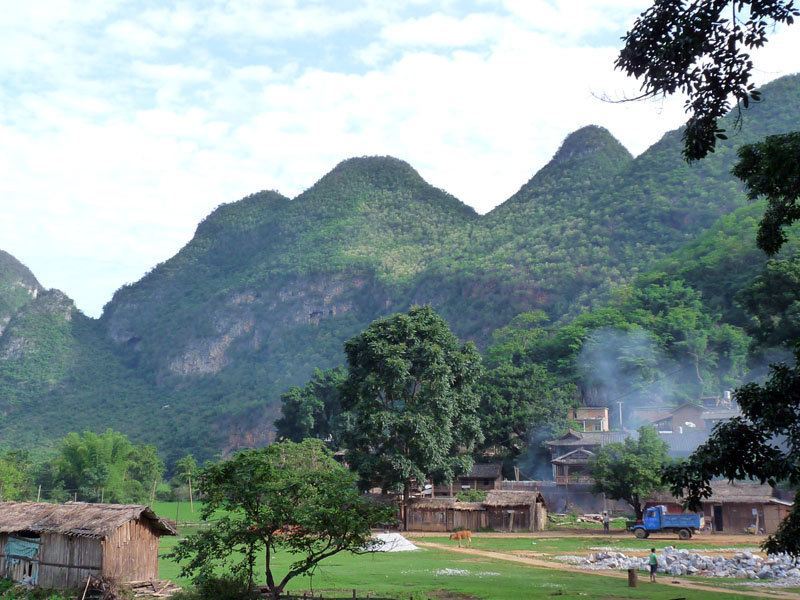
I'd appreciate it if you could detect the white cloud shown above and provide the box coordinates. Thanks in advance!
[1,1,798,317]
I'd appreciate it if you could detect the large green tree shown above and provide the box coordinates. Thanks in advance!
[477,364,575,466]
[168,439,393,599]
[591,426,670,520]
[275,367,347,444]
[737,256,800,348]
[340,306,482,519]
[0,451,32,501]
[620,0,800,556]
[48,429,164,503]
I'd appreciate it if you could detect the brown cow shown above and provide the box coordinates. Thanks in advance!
[449,530,472,547]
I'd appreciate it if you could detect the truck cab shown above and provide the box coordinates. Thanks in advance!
[630,505,704,540]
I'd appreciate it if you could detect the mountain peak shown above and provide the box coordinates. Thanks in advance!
[319,155,426,191]
[550,125,632,166]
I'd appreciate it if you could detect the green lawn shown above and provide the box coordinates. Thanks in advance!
[406,536,760,555]
[158,531,747,599]
[152,500,206,525]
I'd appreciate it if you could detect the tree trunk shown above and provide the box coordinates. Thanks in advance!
[188,475,194,513]
[632,496,643,521]
[403,481,410,531]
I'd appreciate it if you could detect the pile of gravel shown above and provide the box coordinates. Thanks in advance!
[367,532,420,552]
[556,546,800,580]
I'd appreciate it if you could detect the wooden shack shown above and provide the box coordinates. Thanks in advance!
[646,481,793,534]
[0,502,176,588]
[406,499,486,532]
[483,491,547,532]
[406,490,547,532]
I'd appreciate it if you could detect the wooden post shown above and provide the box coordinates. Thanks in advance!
[627,568,637,587]
[37,485,41,502]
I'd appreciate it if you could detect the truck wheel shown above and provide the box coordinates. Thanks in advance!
[635,529,648,539]
[678,528,692,540]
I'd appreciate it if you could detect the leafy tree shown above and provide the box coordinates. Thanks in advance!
[617,0,799,160]
[340,306,483,520]
[0,451,32,501]
[168,439,394,599]
[620,0,800,557]
[275,367,347,444]
[737,256,800,348]
[174,454,198,512]
[591,426,670,520]
[663,344,800,555]
[732,132,800,255]
[477,362,575,464]
[48,429,163,503]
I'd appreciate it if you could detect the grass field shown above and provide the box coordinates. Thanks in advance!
[151,508,754,600]
[158,539,748,599]
[404,535,760,555]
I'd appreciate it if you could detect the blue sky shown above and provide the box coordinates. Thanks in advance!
[1,0,798,316]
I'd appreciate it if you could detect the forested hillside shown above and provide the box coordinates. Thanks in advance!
[1,74,798,463]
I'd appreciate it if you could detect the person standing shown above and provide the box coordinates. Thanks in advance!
[649,548,658,582]
[602,511,610,533]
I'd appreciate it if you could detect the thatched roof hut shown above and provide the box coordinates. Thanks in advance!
[0,502,176,589]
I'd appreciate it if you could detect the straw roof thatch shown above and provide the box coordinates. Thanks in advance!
[0,502,177,539]
[483,490,546,507]
[648,481,793,506]
[409,499,484,511]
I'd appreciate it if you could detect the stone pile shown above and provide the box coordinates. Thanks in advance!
[556,546,800,580]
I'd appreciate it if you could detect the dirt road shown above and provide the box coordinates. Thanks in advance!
[415,541,800,599]
[407,530,768,546]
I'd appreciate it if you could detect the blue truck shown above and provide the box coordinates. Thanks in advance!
[628,505,705,540]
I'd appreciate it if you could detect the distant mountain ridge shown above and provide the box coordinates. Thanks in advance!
[2,73,799,461]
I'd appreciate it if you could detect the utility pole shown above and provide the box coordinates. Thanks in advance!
[617,401,624,429]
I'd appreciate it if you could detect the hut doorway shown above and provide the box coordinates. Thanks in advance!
[3,534,40,585]
[713,506,724,532]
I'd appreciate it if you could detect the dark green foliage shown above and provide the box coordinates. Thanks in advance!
[456,489,487,502]
[341,306,482,501]
[663,345,800,555]
[591,426,670,519]
[737,256,800,348]
[275,367,346,444]
[476,362,575,464]
[617,0,799,160]
[46,429,163,503]
[168,439,394,599]
[733,132,800,254]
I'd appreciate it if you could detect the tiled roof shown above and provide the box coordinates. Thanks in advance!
[462,463,502,479]
[545,429,632,446]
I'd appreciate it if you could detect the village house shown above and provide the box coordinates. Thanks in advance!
[0,502,176,588]
[569,407,609,432]
[646,481,793,535]
[407,490,547,532]
[544,430,630,484]
[428,463,503,497]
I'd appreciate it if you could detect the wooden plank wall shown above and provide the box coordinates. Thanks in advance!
[38,534,102,589]
[101,519,159,582]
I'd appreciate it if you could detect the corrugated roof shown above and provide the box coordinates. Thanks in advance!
[0,502,177,539]
[657,430,708,454]
[462,463,502,479]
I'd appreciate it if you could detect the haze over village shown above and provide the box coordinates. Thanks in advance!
[1,1,800,599]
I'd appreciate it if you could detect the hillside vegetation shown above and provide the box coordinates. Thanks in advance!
[1,74,798,462]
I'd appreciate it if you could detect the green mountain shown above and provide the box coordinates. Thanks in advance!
[1,74,798,462]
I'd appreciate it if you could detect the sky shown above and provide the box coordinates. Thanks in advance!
[1,1,798,317]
